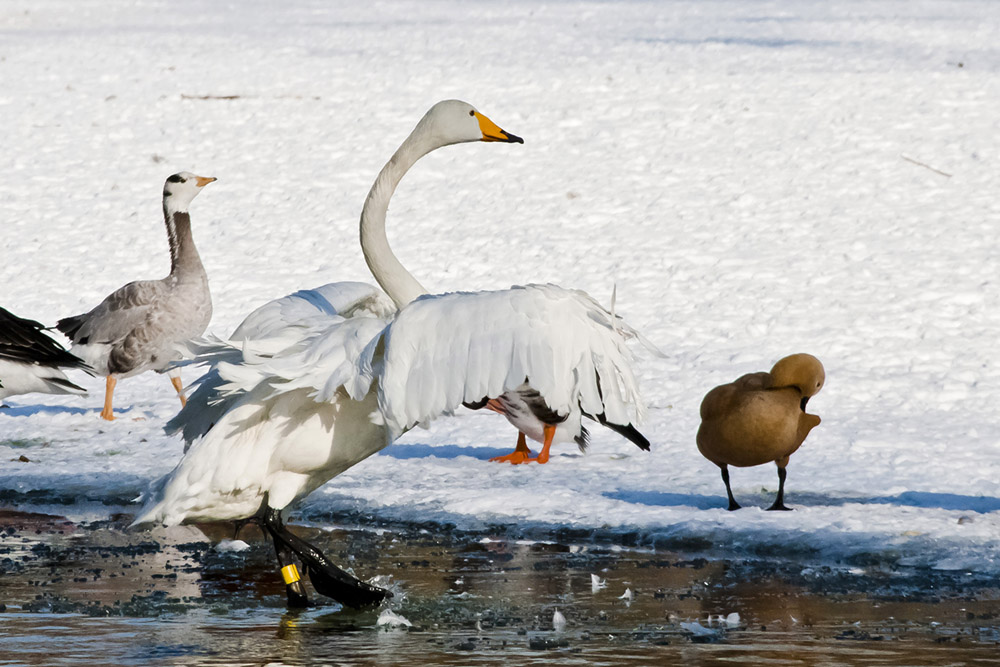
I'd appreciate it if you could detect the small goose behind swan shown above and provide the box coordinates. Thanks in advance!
[696,353,824,511]
[57,172,215,420]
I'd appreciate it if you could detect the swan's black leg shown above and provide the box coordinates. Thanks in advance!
[720,465,741,511]
[766,466,792,511]
[257,507,310,607]
[259,504,390,609]
[232,517,250,541]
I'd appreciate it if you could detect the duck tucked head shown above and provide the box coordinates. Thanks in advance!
[769,353,825,400]
[413,100,523,149]
[163,171,217,212]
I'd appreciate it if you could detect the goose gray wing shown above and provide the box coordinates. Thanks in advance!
[57,278,169,346]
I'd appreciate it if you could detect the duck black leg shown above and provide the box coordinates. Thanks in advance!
[720,465,741,511]
[767,466,792,511]
[259,504,390,609]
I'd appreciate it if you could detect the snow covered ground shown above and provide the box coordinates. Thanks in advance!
[2,0,1000,574]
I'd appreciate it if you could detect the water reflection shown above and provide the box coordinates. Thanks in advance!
[1,509,999,665]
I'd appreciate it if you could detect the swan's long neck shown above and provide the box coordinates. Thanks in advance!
[163,201,204,277]
[360,132,432,309]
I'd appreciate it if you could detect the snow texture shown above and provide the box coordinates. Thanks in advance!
[2,0,1000,574]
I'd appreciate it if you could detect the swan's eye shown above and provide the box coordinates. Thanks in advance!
[469,110,475,116]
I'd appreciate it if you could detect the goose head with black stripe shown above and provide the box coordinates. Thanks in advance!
[162,172,216,275]
[55,170,217,420]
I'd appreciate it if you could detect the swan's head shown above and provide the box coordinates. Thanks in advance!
[769,353,825,398]
[416,100,523,148]
[163,171,216,210]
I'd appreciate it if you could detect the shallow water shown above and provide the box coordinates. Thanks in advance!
[1,509,999,666]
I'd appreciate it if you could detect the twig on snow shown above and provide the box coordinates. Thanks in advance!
[901,154,952,178]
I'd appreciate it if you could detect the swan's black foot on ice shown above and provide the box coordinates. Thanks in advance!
[257,502,391,609]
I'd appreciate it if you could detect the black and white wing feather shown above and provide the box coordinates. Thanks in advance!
[372,284,649,440]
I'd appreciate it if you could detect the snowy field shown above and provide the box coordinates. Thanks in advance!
[2,0,1000,575]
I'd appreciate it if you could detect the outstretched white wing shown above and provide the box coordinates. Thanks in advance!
[166,281,395,445]
[230,281,395,342]
[374,284,648,439]
[139,313,391,526]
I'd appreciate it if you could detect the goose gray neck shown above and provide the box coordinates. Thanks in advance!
[163,202,205,276]
[360,131,432,309]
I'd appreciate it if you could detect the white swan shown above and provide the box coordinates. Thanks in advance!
[56,172,216,420]
[0,306,92,402]
[135,101,654,609]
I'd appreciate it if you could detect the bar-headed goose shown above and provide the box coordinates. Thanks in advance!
[57,172,215,420]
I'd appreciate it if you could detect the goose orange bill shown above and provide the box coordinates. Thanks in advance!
[475,111,523,143]
[195,176,217,187]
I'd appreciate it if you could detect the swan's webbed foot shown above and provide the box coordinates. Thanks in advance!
[258,503,390,609]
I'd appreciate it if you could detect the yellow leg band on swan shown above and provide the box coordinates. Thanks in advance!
[281,564,301,585]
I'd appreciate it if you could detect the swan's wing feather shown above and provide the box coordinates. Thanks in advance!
[378,284,647,438]
[165,279,393,446]
[166,316,389,446]
[230,282,394,342]
[247,316,388,404]
[143,316,392,525]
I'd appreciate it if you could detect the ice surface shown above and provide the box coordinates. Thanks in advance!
[2,0,1000,573]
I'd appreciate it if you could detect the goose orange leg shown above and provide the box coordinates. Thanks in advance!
[526,424,557,464]
[489,432,534,464]
[170,375,187,407]
[100,376,117,421]
[486,398,534,464]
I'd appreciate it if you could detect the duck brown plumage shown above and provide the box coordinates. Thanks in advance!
[696,353,825,511]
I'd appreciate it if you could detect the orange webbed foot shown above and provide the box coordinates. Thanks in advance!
[491,426,556,465]
[489,449,535,464]
[489,432,533,464]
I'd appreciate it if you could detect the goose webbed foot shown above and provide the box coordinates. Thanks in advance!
[489,432,534,464]
[259,504,390,609]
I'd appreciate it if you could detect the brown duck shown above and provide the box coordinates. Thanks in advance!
[696,353,824,511]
